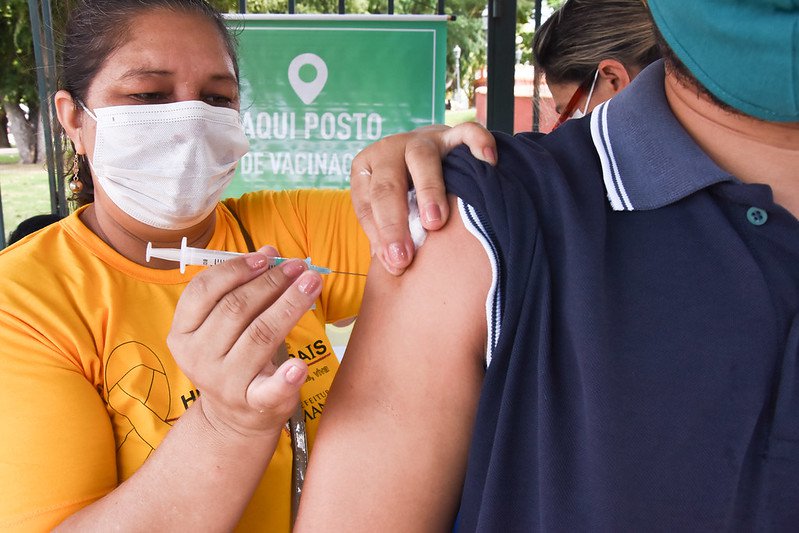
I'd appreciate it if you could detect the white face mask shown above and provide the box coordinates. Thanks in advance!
[82,100,250,230]
[570,69,600,120]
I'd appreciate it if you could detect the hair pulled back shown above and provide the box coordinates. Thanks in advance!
[60,0,239,207]
[533,0,661,85]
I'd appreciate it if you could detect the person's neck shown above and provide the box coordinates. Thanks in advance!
[80,204,216,269]
[664,71,799,219]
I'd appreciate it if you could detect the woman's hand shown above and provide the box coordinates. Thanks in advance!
[168,247,322,438]
[54,248,323,531]
[350,122,497,276]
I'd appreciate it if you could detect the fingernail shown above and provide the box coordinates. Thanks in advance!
[246,253,267,270]
[422,203,441,224]
[257,245,277,255]
[281,259,306,278]
[387,242,409,268]
[483,147,497,165]
[297,272,321,295]
[285,363,306,385]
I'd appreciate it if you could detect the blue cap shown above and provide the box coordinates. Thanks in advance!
[648,0,799,122]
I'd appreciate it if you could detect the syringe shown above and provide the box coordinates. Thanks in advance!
[146,237,356,275]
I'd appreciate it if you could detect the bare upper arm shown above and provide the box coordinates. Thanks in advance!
[296,195,491,532]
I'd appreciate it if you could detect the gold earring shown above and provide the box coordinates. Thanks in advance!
[68,175,83,194]
[68,157,83,194]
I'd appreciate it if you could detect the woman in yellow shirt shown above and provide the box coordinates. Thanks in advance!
[0,0,496,530]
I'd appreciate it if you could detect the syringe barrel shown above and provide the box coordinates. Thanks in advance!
[178,238,244,273]
[184,247,243,267]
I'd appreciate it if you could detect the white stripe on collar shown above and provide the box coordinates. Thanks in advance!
[591,100,633,211]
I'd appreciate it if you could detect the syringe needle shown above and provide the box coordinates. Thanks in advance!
[328,270,368,277]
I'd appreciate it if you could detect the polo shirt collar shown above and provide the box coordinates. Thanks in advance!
[590,59,734,211]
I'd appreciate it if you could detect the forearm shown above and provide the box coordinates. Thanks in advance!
[55,398,281,531]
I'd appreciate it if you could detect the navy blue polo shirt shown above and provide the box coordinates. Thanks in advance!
[444,60,799,530]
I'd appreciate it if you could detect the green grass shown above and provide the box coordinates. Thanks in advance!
[0,155,53,244]
[444,108,477,126]
[0,152,21,164]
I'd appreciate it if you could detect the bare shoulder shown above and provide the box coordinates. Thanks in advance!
[360,193,491,342]
[320,192,491,418]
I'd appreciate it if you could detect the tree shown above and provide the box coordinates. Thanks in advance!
[0,0,42,164]
[0,108,10,148]
[211,0,493,105]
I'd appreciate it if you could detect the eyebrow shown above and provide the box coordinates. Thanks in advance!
[119,68,172,80]
[119,68,237,84]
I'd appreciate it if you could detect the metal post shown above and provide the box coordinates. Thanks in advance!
[486,0,516,133]
[437,0,445,15]
[27,0,67,217]
[531,0,542,132]
[289,0,295,14]
[338,0,345,14]
[452,45,468,110]
[41,0,66,215]
[238,0,247,13]
[455,46,462,95]
[0,184,6,248]
[388,0,394,14]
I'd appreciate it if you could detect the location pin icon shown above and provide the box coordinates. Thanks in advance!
[288,53,328,105]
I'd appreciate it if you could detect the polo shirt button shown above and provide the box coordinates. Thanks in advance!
[746,207,768,226]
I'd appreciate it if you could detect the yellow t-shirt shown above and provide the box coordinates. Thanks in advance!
[0,189,369,531]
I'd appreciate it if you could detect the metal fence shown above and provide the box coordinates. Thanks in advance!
[13,0,537,248]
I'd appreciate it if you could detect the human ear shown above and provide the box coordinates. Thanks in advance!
[597,59,633,95]
[54,90,87,155]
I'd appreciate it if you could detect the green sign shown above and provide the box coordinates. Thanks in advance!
[223,15,448,196]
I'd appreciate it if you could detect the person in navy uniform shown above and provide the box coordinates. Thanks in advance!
[294,0,799,530]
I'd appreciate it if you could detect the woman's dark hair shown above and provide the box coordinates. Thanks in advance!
[59,0,239,207]
[533,0,661,85]
[8,213,63,245]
